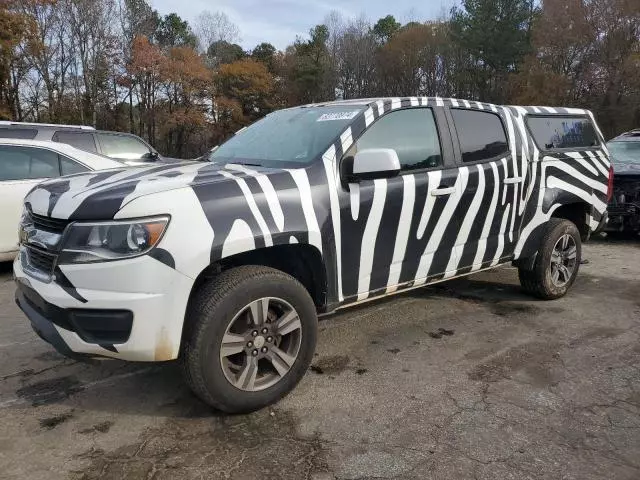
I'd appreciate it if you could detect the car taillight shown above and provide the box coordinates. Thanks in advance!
[607,166,614,201]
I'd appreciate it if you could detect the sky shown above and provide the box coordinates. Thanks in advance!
[151,0,458,50]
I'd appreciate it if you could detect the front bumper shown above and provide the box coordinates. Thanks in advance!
[13,251,194,361]
[0,249,18,262]
[605,203,640,232]
[15,283,94,361]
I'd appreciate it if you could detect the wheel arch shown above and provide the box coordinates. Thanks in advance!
[188,242,327,314]
[515,200,591,271]
[550,202,591,240]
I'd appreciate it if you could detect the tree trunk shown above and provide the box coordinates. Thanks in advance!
[129,85,134,133]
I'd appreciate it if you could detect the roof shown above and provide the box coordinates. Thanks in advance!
[307,97,591,116]
[610,129,640,142]
[0,120,94,130]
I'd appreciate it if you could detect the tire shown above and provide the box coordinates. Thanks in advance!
[518,218,582,300]
[181,265,318,413]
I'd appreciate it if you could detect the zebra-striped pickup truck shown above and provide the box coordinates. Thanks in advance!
[15,98,612,412]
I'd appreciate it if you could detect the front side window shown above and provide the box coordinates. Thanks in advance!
[97,133,151,160]
[0,145,59,181]
[451,109,509,163]
[209,106,366,168]
[348,108,442,171]
[527,116,599,150]
[52,131,97,153]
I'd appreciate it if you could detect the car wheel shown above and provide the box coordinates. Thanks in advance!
[518,218,582,300]
[181,265,317,413]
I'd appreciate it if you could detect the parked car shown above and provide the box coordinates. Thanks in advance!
[0,139,125,261]
[14,98,611,413]
[606,129,640,233]
[0,121,182,163]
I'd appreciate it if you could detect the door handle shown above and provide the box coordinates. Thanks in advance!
[431,186,456,196]
[504,177,523,184]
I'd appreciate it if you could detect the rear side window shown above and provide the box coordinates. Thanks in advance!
[59,155,89,175]
[97,133,150,160]
[52,131,97,153]
[451,109,509,163]
[527,116,599,150]
[352,108,442,171]
[0,145,60,181]
[0,128,37,140]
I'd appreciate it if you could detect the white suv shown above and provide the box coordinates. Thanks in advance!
[0,139,123,261]
[0,121,178,163]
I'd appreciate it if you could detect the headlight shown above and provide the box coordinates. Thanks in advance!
[58,216,169,264]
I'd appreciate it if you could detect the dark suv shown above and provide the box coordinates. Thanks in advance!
[606,130,640,233]
[0,121,178,163]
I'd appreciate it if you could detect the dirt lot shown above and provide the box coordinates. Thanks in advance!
[0,238,639,480]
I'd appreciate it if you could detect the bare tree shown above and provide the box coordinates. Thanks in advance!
[66,0,118,127]
[335,16,377,99]
[194,10,240,53]
[16,0,73,121]
[323,10,345,97]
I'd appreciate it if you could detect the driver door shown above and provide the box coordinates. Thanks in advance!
[337,106,462,302]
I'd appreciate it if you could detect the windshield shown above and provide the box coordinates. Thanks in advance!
[209,106,365,168]
[607,140,640,164]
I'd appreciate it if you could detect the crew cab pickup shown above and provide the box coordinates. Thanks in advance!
[14,98,612,413]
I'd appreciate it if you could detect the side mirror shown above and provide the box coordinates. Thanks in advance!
[201,146,218,162]
[351,148,401,181]
[143,150,159,161]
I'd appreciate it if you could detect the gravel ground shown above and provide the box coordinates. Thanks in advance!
[0,237,639,480]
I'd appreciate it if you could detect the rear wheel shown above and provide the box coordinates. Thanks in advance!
[518,218,581,300]
[181,266,317,413]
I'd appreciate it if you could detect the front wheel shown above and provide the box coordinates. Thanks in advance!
[518,218,582,300]
[181,266,318,413]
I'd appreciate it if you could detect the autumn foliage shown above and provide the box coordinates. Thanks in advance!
[0,0,41,119]
[1,0,639,157]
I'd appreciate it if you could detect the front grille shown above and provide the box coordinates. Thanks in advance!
[26,246,57,276]
[30,212,70,233]
[608,204,638,215]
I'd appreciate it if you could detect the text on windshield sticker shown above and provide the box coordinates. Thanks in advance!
[317,111,360,122]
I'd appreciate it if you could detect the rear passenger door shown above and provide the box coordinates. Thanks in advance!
[0,145,62,254]
[446,107,519,273]
[338,106,463,302]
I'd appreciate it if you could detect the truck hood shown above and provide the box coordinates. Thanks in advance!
[25,162,286,220]
[613,161,640,176]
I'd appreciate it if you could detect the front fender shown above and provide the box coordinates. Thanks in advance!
[115,187,214,280]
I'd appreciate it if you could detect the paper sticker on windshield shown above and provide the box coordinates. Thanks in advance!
[317,111,360,122]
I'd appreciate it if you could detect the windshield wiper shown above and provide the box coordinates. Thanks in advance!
[226,161,263,167]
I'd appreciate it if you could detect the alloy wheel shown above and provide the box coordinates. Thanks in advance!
[550,233,577,287]
[219,297,302,391]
